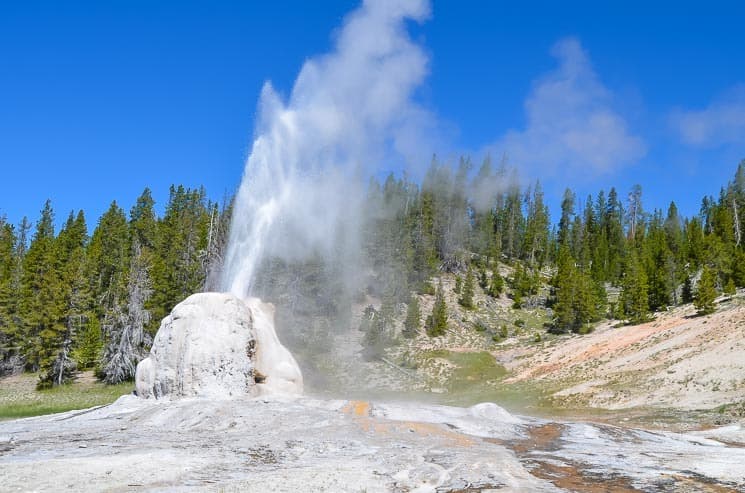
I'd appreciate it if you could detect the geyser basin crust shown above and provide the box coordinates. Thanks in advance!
[135,292,302,399]
[1,396,743,492]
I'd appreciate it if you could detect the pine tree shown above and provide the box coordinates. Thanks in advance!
[523,181,550,266]
[128,189,160,331]
[1,218,29,375]
[620,250,649,324]
[645,210,673,311]
[41,210,90,386]
[470,156,496,256]
[682,275,694,304]
[724,277,736,296]
[360,301,394,360]
[19,200,66,383]
[606,188,625,282]
[694,266,718,316]
[551,248,576,333]
[151,186,210,330]
[447,157,471,262]
[551,245,603,334]
[74,316,102,370]
[732,250,745,287]
[627,184,644,242]
[488,269,504,297]
[478,267,489,289]
[87,202,131,381]
[0,219,19,374]
[499,170,525,259]
[558,189,575,249]
[21,201,58,370]
[88,201,130,319]
[459,268,475,309]
[665,202,684,257]
[427,280,448,337]
[403,295,421,338]
[130,188,157,250]
[685,217,705,269]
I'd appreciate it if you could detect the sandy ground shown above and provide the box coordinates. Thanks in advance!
[501,297,745,411]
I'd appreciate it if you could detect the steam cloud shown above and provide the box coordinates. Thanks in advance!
[492,38,646,178]
[221,0,432,297]
[671,84,745,148]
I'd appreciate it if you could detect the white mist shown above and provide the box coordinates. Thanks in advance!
[220,0,432,297]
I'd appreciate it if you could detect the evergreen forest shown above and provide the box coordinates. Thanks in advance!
[2,157,744,388]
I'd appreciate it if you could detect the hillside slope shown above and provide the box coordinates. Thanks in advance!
[306,270,745,428]
[504,296,745,411]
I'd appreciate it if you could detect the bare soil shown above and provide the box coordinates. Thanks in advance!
[503,297,745,412]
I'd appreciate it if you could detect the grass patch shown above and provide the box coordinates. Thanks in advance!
[430,350,507,384]
[426,349,508,395]
[439,379,555,412]
[421,349,563,413]
[510,308,550,331]
[0,372,133,420]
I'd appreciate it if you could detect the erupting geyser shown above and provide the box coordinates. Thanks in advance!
[136,0,433,399]
[219,0,431,298]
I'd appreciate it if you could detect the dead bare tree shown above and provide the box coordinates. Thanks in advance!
[101,240,152,384]
[627,184,643,240]
[733,198,741,247]
[203,196,234,291]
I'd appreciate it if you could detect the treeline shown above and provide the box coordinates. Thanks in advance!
[360,156,745,342]
[2,157,744,386]
[0,186,231,386]
[551,163,745,332]
[363,156,549,302]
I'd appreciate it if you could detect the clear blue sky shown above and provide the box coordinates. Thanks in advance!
[2,0,744,228]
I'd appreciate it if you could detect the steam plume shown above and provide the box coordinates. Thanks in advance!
[221,0,431,297]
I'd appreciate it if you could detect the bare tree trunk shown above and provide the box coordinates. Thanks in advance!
[733,198,741,247]
[101,240,152,384]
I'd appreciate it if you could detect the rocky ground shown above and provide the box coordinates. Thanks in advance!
[1,394,744,492]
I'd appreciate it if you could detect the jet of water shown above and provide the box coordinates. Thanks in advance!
[221,0,432,297]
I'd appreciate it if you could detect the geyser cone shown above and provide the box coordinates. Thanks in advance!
[135,293,302,399]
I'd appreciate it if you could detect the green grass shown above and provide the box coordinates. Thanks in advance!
[440,381,555,412]
[420,349,564,412]
[428,350,507,384]
[0,372,133,420]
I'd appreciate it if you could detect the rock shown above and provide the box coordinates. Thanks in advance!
[135,292,302,399]
[135,293,258,399]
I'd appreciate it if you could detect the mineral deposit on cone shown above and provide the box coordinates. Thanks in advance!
[246,297,303,395]
[135,292,302,399]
